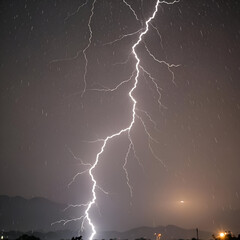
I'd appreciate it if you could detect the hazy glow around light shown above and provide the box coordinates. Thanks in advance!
[219,232,225,238]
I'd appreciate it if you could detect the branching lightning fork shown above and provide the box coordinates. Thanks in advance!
[83,1,179,239]
[52,1,180,239]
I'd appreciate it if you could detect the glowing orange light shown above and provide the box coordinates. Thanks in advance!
[219,232,225,238]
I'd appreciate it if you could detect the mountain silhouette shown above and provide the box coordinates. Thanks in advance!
[0,195,71,231]
[0,195,239,236]
[1,225,212,240]
[96,225,212,240]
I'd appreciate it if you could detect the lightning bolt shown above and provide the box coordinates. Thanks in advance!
[122,0,140,22]
[52,1,180,239]
[81,0,96,98]
[83,1,179,240]
[64,0,88,22]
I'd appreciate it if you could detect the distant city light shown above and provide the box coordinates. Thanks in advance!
[154,233,162,240]
[219,232,226,238]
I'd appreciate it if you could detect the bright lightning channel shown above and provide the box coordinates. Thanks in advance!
[52,1,180,239]
[84,1,179,240]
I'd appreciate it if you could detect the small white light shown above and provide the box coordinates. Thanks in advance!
[219,232,225,238]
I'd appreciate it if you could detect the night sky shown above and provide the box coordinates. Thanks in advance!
[1,0,240,234]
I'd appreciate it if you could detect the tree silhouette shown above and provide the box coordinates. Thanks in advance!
[16,234,40,240]
[71,236,83,240]
[212,232,240,240]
